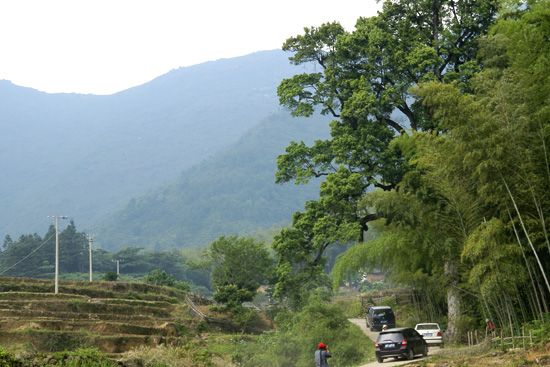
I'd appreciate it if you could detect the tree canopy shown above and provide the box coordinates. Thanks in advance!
[273,0,549,341]
[205,236,274,307]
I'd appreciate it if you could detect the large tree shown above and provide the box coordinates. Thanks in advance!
[273,0,499,321]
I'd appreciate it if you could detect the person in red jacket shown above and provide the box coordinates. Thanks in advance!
[486,318,496,337]
[315,342,332,367]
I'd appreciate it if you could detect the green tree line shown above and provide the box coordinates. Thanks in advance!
[0,222,209,290]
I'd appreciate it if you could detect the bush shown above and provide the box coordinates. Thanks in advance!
[103,272,118,281]
[0,347,23,367]
[14,348,116,367]
[144,269,176,286]
[525,313,550,344]
[232,294,372,367]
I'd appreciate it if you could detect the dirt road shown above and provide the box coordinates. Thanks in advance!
[348,318,442,367]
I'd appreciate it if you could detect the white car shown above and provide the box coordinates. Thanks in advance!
[415,323,444,347]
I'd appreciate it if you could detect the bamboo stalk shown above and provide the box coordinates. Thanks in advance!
[538,120,550,207]
[502,177,550,295]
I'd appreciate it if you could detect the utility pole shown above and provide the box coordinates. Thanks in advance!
[47,215,68,294]
[116,259,120,276]
[87,234,93,282]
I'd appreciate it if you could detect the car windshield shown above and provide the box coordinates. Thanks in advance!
[378,332,404,342]
[416,324,439,330]
[374,310,393,318]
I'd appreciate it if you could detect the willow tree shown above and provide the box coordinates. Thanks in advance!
[272,0,500,329]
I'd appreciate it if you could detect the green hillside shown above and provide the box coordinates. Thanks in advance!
[0,50,301,240]
[97,112,329,250]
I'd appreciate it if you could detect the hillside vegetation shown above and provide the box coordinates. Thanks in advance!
[97,112,328,249]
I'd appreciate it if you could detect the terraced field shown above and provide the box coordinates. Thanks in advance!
[0,277,193,354]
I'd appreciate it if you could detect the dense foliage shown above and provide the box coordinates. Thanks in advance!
[233,295,372,367]
[204,236,274,307]
[274,0,549,343]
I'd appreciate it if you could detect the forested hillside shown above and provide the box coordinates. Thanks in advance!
[0,50,301,240]
[97,112,328,250]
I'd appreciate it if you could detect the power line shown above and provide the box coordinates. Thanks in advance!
[0,232,56,275]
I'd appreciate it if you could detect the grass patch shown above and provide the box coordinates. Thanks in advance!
[420,343,550,366]
[28,348,117,367]
[121,342,223,367]
[332,294,363,318]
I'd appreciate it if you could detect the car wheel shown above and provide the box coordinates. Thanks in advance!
[422,345,428,357]
[407,348,414,360]
[376,356,383,363]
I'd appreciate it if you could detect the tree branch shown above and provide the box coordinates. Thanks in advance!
[326,105,340,118]
[374,182,396,191]
[312,242,331,265]
[397,103,417,131]
[384,117,406,135]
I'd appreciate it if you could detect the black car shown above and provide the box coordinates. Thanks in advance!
[366,306,396,331]
[375,327,428,363]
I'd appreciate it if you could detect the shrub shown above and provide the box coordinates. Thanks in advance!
[103,272,118,281]
[525,313,550,344]
[22,348,116,367]
[0,347,23,367]
[144,269,176,286]
[233,294,372,367]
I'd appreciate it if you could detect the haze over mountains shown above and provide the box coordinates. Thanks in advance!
[0,50,326,249]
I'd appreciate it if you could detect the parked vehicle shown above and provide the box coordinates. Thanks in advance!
[415,323,444,347]
[375,327,428,363]
[366,306,396,331]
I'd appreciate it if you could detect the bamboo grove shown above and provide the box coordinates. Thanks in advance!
[272,0,549,342]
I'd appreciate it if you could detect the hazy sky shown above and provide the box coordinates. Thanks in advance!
[0,0,381,95]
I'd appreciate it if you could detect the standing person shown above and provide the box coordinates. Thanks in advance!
[485,319,496,338]
[315,342,332,367]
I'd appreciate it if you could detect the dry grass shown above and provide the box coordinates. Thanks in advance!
[407,342,550,366]
[0,276,192,354]
[120,343,235,367]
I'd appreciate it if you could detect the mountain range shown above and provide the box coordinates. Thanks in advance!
[0,50,327,249]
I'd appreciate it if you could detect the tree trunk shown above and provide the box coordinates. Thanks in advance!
[445,260,461,344]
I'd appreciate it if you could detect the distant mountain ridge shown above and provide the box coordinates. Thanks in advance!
[0,50,325,248]
[97,112,327,250]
